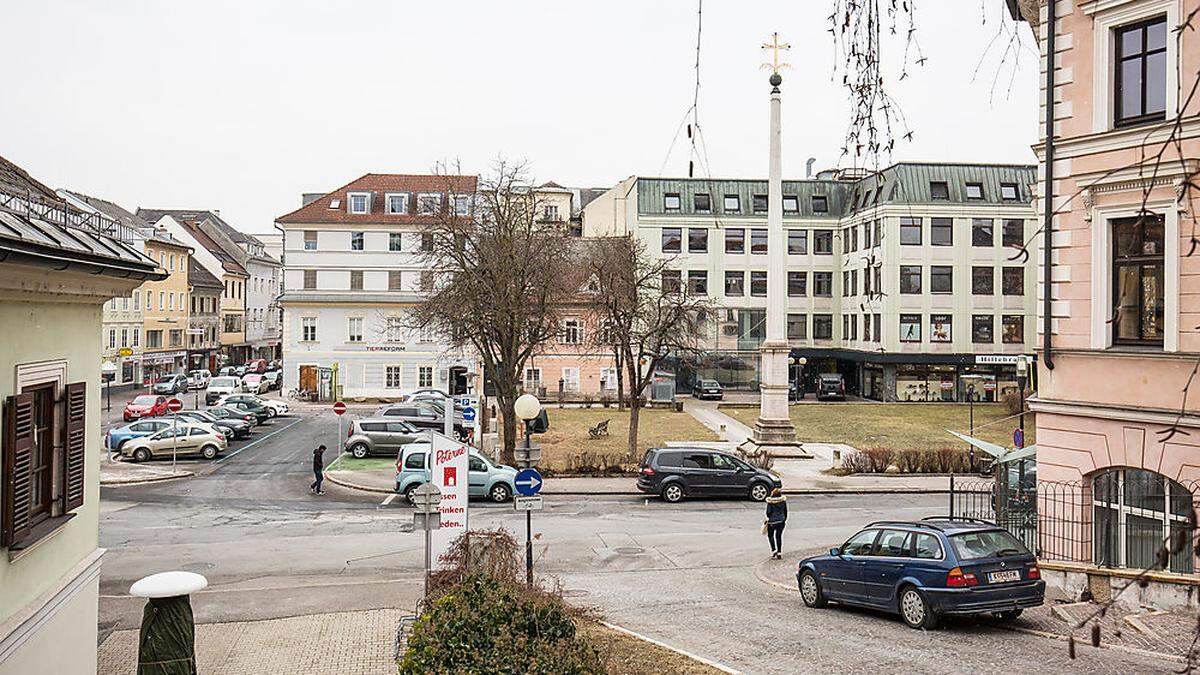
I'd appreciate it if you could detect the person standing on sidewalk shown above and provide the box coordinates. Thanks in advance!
[764,488,787,559]
[310,444,326,495]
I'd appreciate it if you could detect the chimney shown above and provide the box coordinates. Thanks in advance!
[806,158,816,178]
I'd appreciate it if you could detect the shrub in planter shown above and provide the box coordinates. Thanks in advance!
[400,574,603,674]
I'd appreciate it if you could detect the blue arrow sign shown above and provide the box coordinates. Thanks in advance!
[462,407,476,422]
[514,468,543,496]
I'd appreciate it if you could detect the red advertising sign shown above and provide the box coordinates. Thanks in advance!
[166,398,183,413]
[984,381,997,392]
[332,401,347,415]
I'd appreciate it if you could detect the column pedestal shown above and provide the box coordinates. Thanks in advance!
[738,340,810,459]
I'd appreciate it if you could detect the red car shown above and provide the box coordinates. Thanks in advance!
[123,394,169,421]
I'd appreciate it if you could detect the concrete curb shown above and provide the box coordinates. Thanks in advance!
[598,621,743,674]
[100,469,194,487]
[323,470,958,498]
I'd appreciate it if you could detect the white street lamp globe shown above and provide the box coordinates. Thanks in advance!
[798,357,808,366]
[101,361,118,374]
[514,393,542,421]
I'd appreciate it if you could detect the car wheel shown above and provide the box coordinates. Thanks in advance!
[899,586,939,630]
[994,609,1023,622]
[404,483,420,506]
[350,444,369,459]
[201,445,219,460]
[661,482,684,503]
[266,408,277,418]
[799,570,827,608]
[749,482,770,502]
[133,448,151,463]
[489,483,512,503]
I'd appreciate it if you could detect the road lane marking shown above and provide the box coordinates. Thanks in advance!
[216,418,303,463]
[381,494,397,507]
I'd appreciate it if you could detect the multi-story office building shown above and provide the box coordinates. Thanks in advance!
[581,162,1039,401]
[275,173,479,399]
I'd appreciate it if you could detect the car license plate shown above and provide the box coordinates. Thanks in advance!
[988,570,1021,583]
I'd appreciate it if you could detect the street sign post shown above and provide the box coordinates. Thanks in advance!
[167,398,183,471]
[514,468,543,497]
[412,483,443,599]
[1013,428,1024,449]
[333,401,346,457]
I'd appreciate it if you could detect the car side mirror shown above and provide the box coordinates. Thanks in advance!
[829,547,841,557]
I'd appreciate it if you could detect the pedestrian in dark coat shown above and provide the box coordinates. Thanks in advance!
[764,488,787,559]
[310,444,326,495]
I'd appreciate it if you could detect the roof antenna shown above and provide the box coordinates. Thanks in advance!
[806,157,816,178]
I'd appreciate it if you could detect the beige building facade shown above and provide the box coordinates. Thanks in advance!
[139,237,192,382]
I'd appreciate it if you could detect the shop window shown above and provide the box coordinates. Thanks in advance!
[972,315,994,343]
[1093,468,1193,573]
[900,314,921,342]
[931,314,952,342]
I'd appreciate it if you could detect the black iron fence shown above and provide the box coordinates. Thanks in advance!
[951,474,1200,576]
[0,184,139,244]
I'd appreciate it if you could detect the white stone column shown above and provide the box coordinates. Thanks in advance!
[751,73,799,450]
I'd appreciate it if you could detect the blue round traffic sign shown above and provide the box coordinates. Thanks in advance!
[462,407,476,422]
[514,468,543,496]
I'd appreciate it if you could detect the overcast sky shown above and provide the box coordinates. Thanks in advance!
[3,1,1039,234]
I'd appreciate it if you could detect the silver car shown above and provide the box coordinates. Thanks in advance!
[375,402,467,438]
[346,418,423,458]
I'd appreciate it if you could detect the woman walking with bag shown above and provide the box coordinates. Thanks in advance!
[764,488,787,559]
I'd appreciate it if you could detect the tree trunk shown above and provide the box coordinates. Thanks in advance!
[499,401,518,467]
[614,348,625,410]
[627,397,640,460]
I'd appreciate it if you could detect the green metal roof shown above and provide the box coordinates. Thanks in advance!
[637,162,1036,218]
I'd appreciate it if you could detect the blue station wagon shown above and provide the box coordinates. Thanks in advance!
[395,441,517,504]
[105,419,172,452]
[797,517,1044,629]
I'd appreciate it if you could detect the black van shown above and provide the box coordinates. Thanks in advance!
[817,373,846,400]
[637,447,782,503]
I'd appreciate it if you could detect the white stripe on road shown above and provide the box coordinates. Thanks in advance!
[381,494,397,507]
[215,418,303,463]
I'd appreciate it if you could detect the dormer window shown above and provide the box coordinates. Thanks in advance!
[783,195,799,213]
[417,193,441,215]
[348,192,370,214]
[693,193,712,213]
[930,182,950,200]
[386,193,408,214]
[664,193,681,211]
[811,195,828,213]
[723,195,740,213]
[1000,183,1019,201]
[965,183,984,200]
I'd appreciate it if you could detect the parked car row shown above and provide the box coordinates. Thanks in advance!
[110,392,288,462]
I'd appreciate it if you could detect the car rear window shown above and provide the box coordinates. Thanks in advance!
[405,452,426,469]
[211,377,239,388]
[950,530,1030,560]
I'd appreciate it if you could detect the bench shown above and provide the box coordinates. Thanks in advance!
[588,419,610,439]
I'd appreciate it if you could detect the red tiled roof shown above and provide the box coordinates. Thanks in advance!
[276,173,477,225]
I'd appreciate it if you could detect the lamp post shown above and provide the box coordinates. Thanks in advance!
[513,393,541,587]
[101,361,117,412]
[787,356,808,400]
[960,374,985,473]
[1015,355,1029,502]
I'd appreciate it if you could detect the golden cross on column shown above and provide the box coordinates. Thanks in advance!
[760,32,791,74]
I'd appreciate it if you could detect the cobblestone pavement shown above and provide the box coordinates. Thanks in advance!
[98,608,406,674]
[1020,600,1194,665]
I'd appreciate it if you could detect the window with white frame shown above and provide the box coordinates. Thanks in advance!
[418,366,434,388]
[543,205,559,221]
[386,317,404,342]
[132,329,139,347]
[561,367,580,392]
[386,366,403,389]
[599,367,617,391]
[417,193,441,215]
[453,194,471,216]
[561,318,583,344]
[348,192,370,214]
[108,329,116,348]
[386,193,408,214]
[301,316,317,342]
[347,317,363,343]
[523,367,541,391]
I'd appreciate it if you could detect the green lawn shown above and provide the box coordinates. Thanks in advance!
[508,406,719,472]
[724,403,1034,451]
[326,454,395,472]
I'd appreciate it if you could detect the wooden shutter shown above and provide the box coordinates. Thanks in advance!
[63,381,87,512]
[2,393,35,547]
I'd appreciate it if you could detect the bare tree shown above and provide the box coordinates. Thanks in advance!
[587,236,711,458]
[411,159,576,465]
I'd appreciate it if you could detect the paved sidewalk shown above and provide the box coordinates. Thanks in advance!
[99,456,192,486]
[98,608,405,674]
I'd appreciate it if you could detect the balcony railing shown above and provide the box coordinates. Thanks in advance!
[0,184,139,245]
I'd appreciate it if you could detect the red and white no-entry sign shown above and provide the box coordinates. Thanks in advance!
[167,398,183,413]
[333,401,347,415]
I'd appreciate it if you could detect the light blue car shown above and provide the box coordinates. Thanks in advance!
[394,441,517,504]
[105,418,172,452]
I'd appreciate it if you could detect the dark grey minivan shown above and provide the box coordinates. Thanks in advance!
[636,447,782,503]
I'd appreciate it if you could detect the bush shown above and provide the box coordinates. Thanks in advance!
[399,574,603,674]
[842,446,970,474]
[1002,389,1032,416]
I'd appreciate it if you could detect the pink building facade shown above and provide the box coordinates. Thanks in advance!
[1030,0,1200,580]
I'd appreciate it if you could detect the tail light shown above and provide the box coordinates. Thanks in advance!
[640,467,655,476]
[348,424,354,438]
[1027,565,1041,580]
[216,432,225,441]
[946,566,978,588]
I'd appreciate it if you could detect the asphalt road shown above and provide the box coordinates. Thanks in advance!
[99,408,1175,674]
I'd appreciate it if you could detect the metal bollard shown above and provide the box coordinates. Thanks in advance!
[130,571,208,674]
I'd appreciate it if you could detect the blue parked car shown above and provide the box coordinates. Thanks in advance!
[105,418,172,452]
[796,517,1044,629]
[394,441,517,504]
